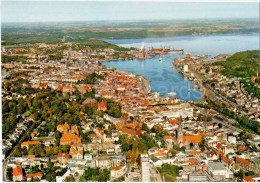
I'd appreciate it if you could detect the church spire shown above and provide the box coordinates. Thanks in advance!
[177,116,183,144]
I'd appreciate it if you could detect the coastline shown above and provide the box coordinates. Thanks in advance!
[174,62,204,102]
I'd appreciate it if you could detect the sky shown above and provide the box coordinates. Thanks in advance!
[1,1,259,23]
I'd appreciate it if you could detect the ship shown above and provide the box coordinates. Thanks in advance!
[172,49,184,54]
[168,92,177,96]
[159,56,163,62]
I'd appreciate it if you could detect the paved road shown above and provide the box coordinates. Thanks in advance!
[3,159,8,182]
[150,163,162,182]
[212,117,243,133]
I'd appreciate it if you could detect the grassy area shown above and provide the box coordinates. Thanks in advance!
[160,173,177,182]
[158,164,179,182]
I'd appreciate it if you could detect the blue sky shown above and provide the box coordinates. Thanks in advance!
[1,1,259,23]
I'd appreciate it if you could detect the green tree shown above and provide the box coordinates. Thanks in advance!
[64,175,75,182]
[46,173,56,182]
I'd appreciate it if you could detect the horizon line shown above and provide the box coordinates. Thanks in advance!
[2,17,259,24]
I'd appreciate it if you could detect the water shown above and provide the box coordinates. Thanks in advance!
[104,54,201,101]
[103,33,259,101]
[106,33,259,57]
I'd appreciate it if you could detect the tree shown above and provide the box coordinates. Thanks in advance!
[234,170,243,180]
[47,161,54,169]
[159,163,180,177]
[7,167,13,181]
[79,176,87,182]
[64,175,75,182]
[54,131,62,143]
[168,149,177,157]
[46,173,56,182]
[142,123,150,133]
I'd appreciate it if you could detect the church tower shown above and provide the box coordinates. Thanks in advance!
[177,116,184,144]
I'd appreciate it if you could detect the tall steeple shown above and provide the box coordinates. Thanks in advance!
[177,116,183,144]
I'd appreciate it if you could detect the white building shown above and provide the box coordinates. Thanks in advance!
[184,65,189,72]
[207,162,233,180]
[141,154,150,182]
[110,164,127,179]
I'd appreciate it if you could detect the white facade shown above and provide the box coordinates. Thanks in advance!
[141,154,150,182]
[183,65,189,72]
[207,162,233,180]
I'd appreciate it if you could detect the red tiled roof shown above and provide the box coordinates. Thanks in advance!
[26,172,43,179]
[216,143,223,149]
[183,135,202,144]
[60,133,81,146]
[111,165,124,171]
[243,175,256,182]
[13,167,23,176]
[222,155,232,165]
[57,153,71,159]
[208,110,215,115]
[236,157,251,166]
[216,149,224,156]
[189,150,202,155]
[164,136,176,140]
[237,145,249,152]
[168,119,179,125]
[70,146,83,155]
[21,141,41,148]
[39,83,48,88]
[188,158,198,165]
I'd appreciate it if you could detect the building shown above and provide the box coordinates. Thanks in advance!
[141,154,150,182]
[82,98,97,107]
[183,65,189,72]
[188,173,208,182]
[57,153,71,165]
[235,157,251,170]
[57,123,70,134]
[243,175,256,182]
[177,121,201,149]
[26,172,43,181]
[12,166,23,182]
[110,164,127,179]
[77,84,92,94]
[98,101,107,111]
[207,162,233,180]
[60,133,81,146]
[69,146,84,159]
[21,141,41,149]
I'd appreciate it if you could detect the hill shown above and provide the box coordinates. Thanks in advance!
[214,50,260,78]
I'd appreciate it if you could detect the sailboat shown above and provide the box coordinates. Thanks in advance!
[159,55,163,62]
[187,82,191,93]
[168,92,177,96]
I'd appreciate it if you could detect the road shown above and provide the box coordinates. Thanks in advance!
[212,116,243,133]
[2,119,42,182]
[3,159,8,182]
[150,163,162,182]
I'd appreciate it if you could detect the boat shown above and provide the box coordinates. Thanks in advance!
[168,92,176,96]
[192,85,199,90]
[172,49,184,54]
